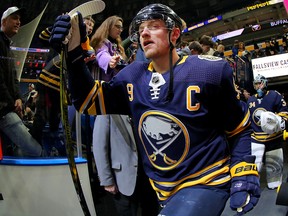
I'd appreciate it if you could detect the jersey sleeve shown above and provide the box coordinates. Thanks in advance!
[220,62,252,164]
[275,90,288,121]
[67,47,130,116]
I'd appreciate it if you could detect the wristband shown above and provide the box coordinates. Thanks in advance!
[230,161,259,178]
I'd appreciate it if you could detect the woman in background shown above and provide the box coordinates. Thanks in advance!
[90,15,127,81]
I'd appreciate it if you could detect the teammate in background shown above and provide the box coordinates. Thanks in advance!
[247,74,288,189]
[0,6,42,157]
[30,15,95,147]
[29,30,62,146]
[50,4,260,216]
[23,83,38,123]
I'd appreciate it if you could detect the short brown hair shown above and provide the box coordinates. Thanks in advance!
[189,41,203,54]
[199,35,214,47]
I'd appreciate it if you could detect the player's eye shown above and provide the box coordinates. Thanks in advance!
[139,25,164,34]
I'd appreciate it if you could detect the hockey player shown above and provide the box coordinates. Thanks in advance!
[49,4,260,216]
[247,74,288,189]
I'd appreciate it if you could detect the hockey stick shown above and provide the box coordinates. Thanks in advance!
[67,1,106,211]
[60,46,91,216]
[68,0,105,17]
[57,2,106,215]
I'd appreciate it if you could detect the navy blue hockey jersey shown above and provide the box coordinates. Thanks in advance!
[68,54,252,203]
[247,90,288,144]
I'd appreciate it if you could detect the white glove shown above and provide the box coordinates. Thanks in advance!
[260,111,285,134]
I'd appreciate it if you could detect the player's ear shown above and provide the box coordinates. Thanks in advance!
[171,27,181,44]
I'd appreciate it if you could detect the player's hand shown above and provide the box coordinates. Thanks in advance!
[14,99,22,112]
[14,99,23,119]
[230,175,260,215]
[260,111,285,134]
[65,12,88,52]
[104,184,119,195]
[49,14,71,51]
[230,156,261,215]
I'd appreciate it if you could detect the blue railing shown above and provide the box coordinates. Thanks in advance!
[0,156,87,166]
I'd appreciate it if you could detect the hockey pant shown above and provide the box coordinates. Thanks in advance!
[251,142,283,189]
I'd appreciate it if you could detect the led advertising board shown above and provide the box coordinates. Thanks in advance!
[251,53,288,78]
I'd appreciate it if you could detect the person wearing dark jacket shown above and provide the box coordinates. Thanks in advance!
[0,6,42,156]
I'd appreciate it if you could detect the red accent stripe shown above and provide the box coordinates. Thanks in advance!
[285,0,288,13]
[0,134,3,160]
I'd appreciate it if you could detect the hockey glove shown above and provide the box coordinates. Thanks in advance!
[260,111,285,134]
[62,12,88,53]
[75,12,88,44]
[230,155,261,215]
[49,14,71,52]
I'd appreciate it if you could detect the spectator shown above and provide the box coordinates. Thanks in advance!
[238,41,245,55]
[199,35,215,55]
[282,25,288,52]
[0,6,42,156]
[177,41,191,56]
[90,15,127,81]
[265,40,278,56]
[83,15,95,36]
[122,24,139,64]
[231,39,239,59]
[188,41,203,55]
[270,37,280,53]
[251,43,265,59]
[82,15,96,65]
[213,44,225,58]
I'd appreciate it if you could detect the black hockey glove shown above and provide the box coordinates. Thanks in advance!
[49,14,71,52]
